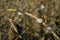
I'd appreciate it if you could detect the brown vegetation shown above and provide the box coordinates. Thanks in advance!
[0,0,60,40]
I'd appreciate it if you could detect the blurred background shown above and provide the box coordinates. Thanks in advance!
[0,0,60,40]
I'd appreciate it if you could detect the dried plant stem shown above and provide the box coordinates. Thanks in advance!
[8,18,18,33]
[6,9,16,12]
[52,31,60,40]
[45,29,59,40]
[25,12,38,20]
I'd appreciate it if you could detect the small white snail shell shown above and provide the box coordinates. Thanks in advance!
[36,18,43,23]
[40,4,45,10]
[18,12,23,15]
[46,27,52,31]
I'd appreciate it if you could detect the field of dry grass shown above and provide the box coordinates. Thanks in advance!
[0,0,60,40]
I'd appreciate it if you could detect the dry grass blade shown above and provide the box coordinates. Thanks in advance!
[52,31,60,40]
[6,9,16,12]
[25,12,38,19]
[8,18,18,33]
